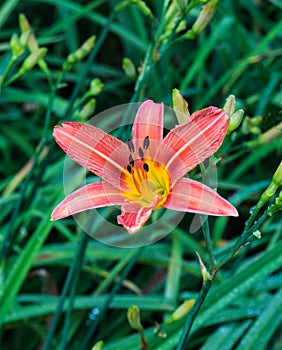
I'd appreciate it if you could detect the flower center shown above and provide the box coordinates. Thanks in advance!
[121,137,171,209]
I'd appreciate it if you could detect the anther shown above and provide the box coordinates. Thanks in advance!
[127,164,133,174]
[127,138,135,152]
[129,154,134,167]
[143,136,150,150]
[138,147,144,160]
[143,163,149,172]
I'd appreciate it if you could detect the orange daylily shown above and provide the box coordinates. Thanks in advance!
[51,100,238,233]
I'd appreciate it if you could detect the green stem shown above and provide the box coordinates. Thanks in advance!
[176,279,213,349]
[218,210,269,268]
[201,217,216,270]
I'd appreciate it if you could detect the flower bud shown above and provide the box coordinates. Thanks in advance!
[127,305,143,331]
[21,48,47,72]
[223,95,236,117]
[272,161,282,187]
[166,300,195,324]
[90,78,104,96]
[242,116,262,135]
[79,98,96,120]
[63,36,96,71]
[172,88,190,124]
[10,34,24,58]
[122,57,136,78]
[257,161,282,210]
[20,30,31,48]
[227,109,244,134]
[196,252,212,282]
[185,0,218,39]
[268,190,282,216]
[19,14,39,52]
[91,340,104,350]
[115,0,153,18]
[247,121,282,148]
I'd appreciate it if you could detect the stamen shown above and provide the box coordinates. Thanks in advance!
[138,147,144,160]
[127,164,133,174]
[143,136,150,150]
[127,138,135,152]
[129,154,134,167]
[143,163,149,172]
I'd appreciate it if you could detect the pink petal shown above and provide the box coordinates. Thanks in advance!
[53,122,129,189]
[117,197,162,234]
[157,107,228,185]
[132,100,164,143]
[51,182,125,220]
[164,178,238,217]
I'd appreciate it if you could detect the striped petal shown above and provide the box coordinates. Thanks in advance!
[157,107,228,185]
[117,198,161,234]
[132,100,164,143]
[53,122,129,189]
[164,178,238,217]
[51,182,125,220]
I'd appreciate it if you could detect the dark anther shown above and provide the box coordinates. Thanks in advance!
[129,154,134,167]
[138,147,144,160]
[143,163,149,172]
[143,136,150,150]
[127,164,133,174]
[127,138,135,152]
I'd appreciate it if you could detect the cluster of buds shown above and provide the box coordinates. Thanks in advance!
[75,78,104,120]
[266,161,282,215]
[223,95,244,134]
[114,0,153,18]
[183,0,218,39]
[62,36,96,72]
[19,14,49,76]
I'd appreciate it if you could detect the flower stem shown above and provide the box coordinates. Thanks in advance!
[176,279,213,349]
[201,217,216,271]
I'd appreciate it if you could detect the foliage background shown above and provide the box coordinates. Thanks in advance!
[0,0,281,349]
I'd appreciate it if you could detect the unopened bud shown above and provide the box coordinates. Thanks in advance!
[19,30,31,48]
[196,252,212,282]
[272,161,282,187]
[268,191,282,216]
[172,88,190,124]
[79,98,96,120]
[127,305,143,331]
[223,95,236,117]
[185,0,218,39]
[10,34,24,58]
[63,36,96,71]
[19,14,39,52]
[115,0,153,18]
[21,48,47,72]
[91,340,104,350]
[166,300,195,324]
[227,109,244,133]
[90,78,104,96]
[242,116,262,135]
[122,57,136,78]
[257,161,282,210]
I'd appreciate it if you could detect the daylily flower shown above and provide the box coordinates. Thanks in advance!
[51,100,238,234]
